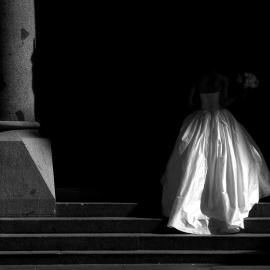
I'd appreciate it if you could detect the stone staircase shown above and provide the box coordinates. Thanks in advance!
[0,202,269,265]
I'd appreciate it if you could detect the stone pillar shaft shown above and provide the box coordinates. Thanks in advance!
[0,0,35,121]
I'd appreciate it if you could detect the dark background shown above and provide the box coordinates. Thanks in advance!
[34,2,270,204]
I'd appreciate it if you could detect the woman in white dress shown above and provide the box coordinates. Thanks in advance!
[161,70,270,234]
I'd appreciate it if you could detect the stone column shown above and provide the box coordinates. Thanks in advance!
[0,0,35,120]
[0,0,55,216]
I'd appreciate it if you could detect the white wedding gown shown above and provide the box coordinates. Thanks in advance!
[161,92,270,234]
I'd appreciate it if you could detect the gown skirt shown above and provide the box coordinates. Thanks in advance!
[161,109,270,234]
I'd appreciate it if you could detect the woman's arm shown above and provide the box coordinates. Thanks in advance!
[187,85,196,109]
[222,88,248,107]
[220,74,247,107]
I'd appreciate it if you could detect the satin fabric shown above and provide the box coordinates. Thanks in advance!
[161,109,270,234]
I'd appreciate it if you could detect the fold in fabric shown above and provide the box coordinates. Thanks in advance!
[161,109,270,234]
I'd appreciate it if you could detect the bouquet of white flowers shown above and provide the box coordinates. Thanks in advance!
[237,72,259,89]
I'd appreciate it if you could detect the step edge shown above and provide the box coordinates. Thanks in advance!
[1,233,270,237]
[0,250,267,255]
[245,217,270,220]
[56,202,138,205]
[1,217,270,221]
[0,217,162,221]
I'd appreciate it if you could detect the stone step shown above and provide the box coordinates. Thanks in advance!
[249,203,270,217]
[56,202,139,217]
[0,217,162,233]
[0,217,268,234]
[0,250,268,265]
[0,233,269,251]
[244,217,270,233]
[55,202,270,218]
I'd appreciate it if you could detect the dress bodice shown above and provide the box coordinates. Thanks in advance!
[200,91,220,111]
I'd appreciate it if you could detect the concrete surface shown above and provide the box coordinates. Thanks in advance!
[0,0,35,121]
[0,129,55,216]
[0,264,269,269]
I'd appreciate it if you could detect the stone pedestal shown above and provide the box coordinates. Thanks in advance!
[0,122,55,216]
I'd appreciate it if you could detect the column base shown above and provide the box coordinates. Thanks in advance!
[0,121,55,216]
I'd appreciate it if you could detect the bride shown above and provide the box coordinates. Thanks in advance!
[161,70,270,234]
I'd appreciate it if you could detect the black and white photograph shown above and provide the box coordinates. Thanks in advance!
[0,1,270,269]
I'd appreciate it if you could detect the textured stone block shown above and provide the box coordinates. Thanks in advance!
[0,0,36,121]
[0,129,55,216]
